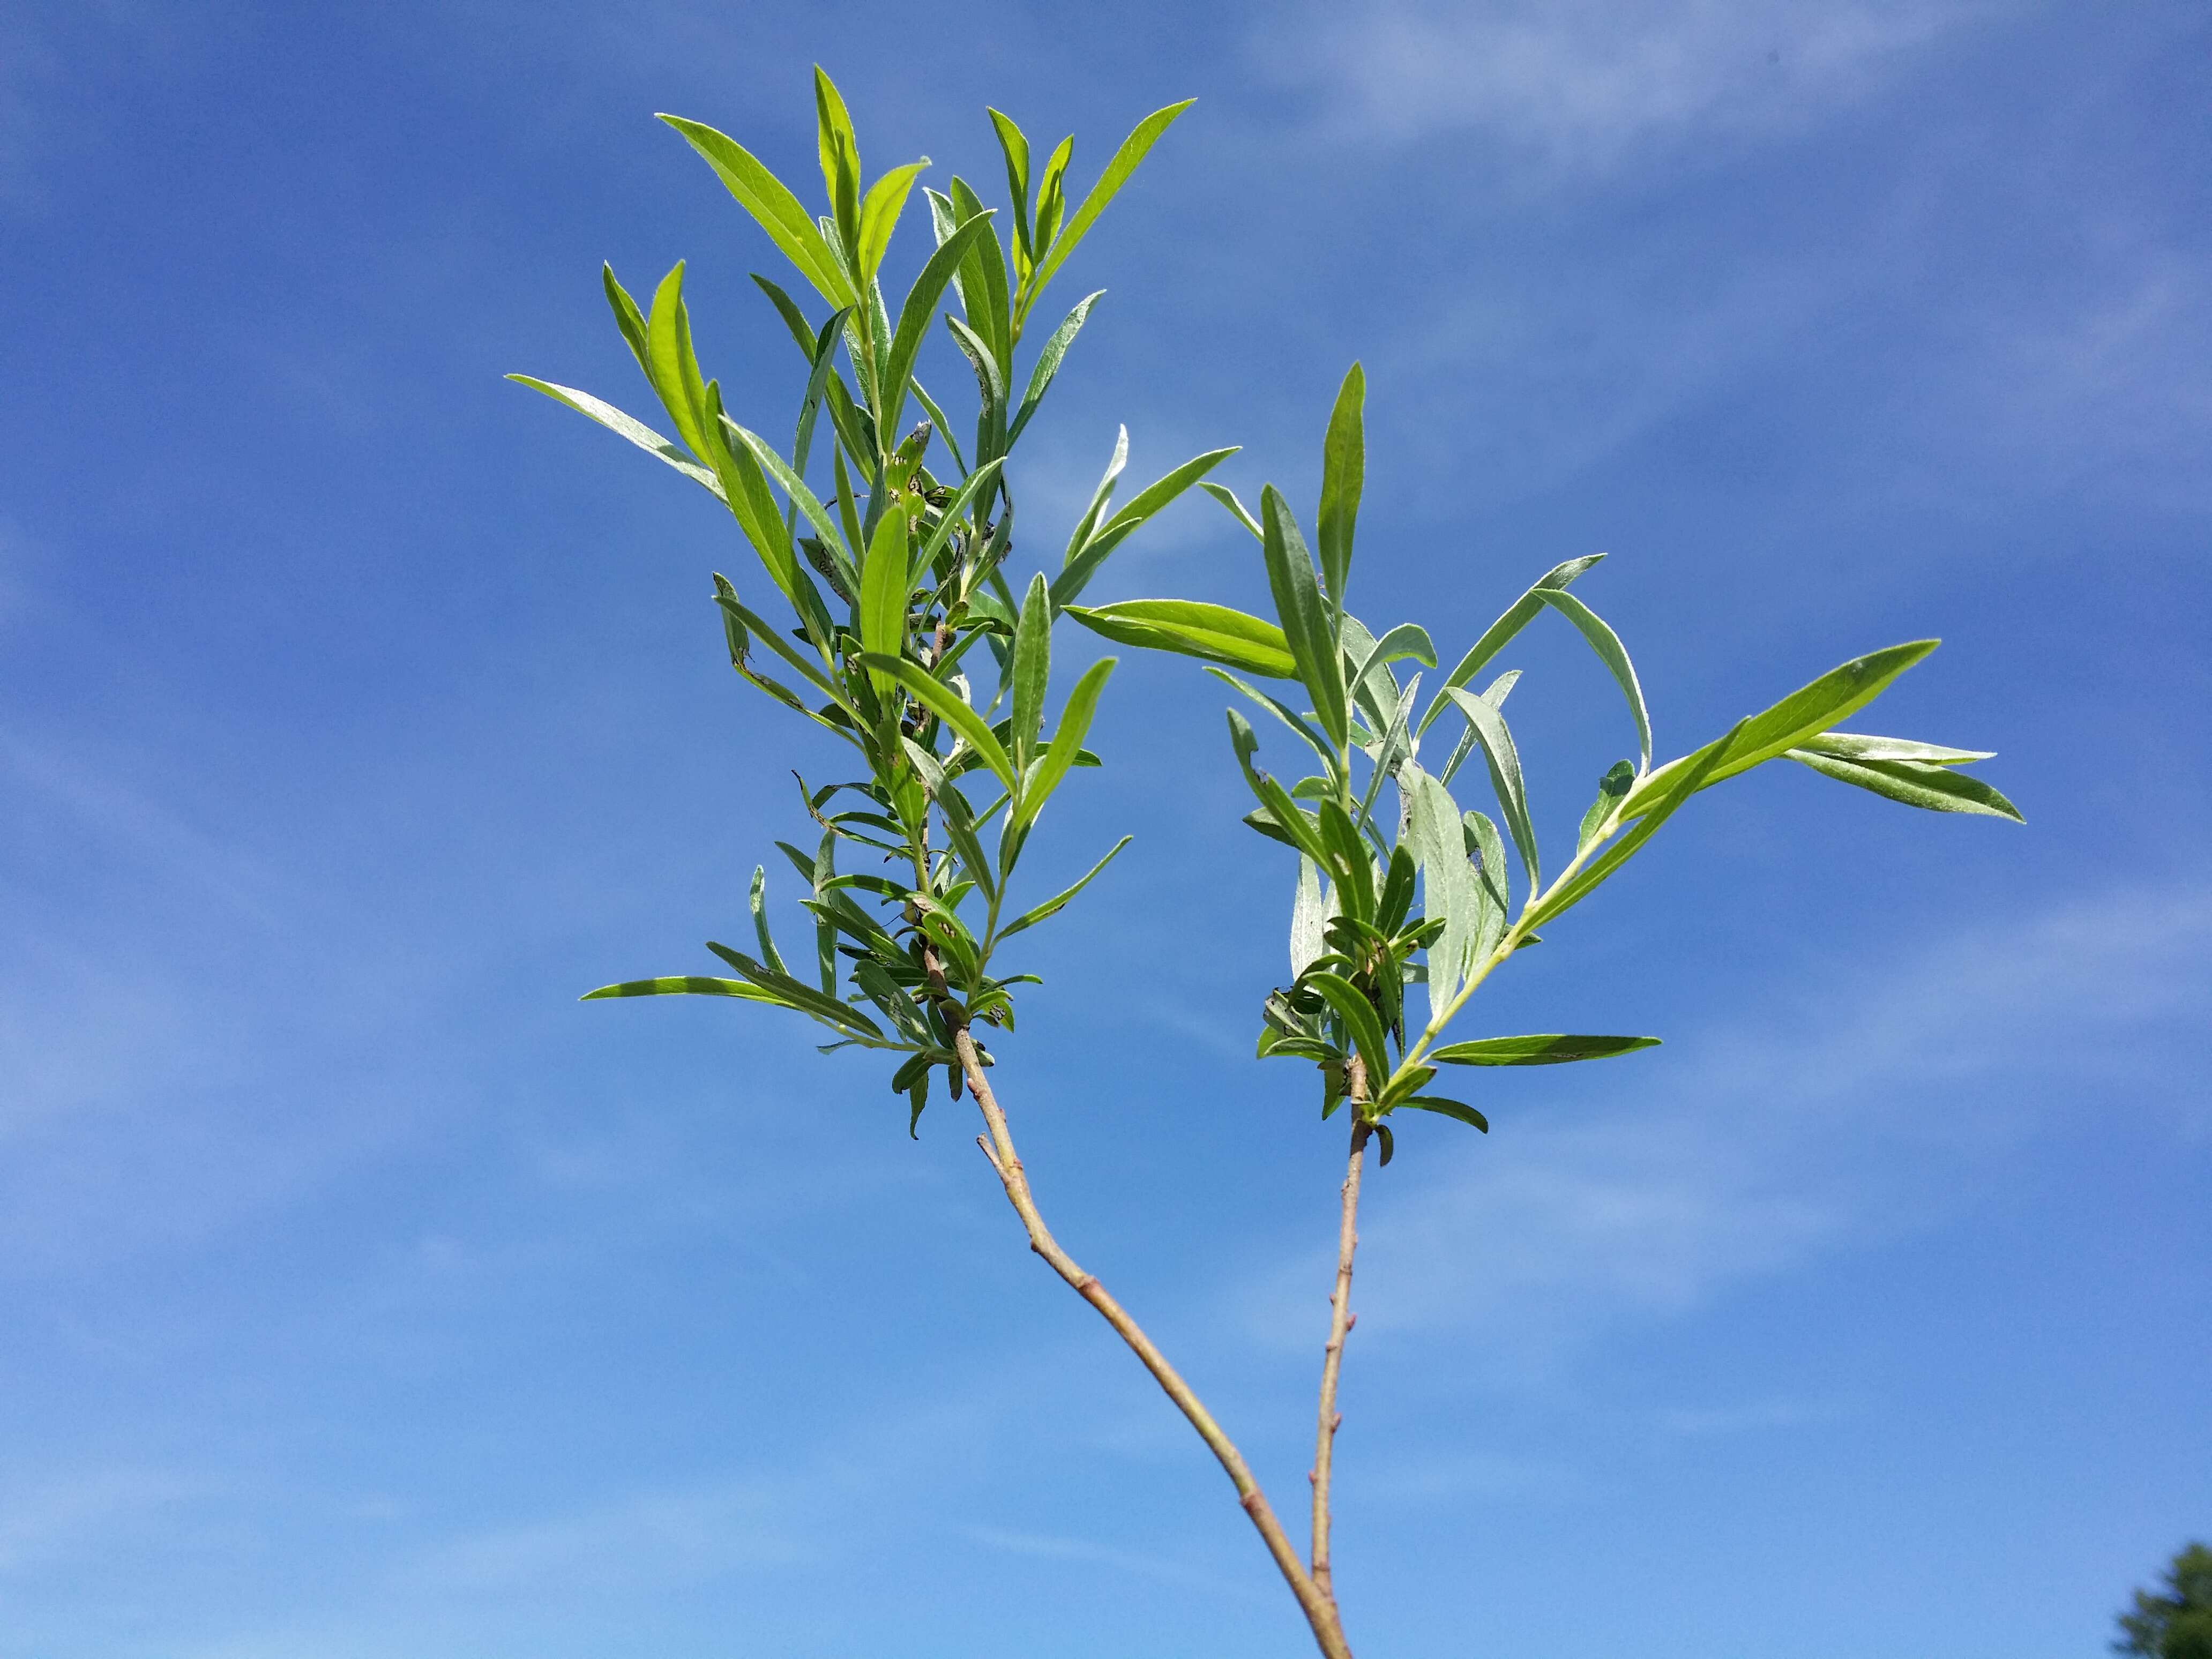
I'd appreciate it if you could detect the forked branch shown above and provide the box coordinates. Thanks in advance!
[930,956,1354,1659]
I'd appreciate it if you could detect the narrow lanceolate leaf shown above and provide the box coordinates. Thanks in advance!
[1796,730,1997,766]
[1536,587,1651,774]
[1421,554,1608,734]
[857,160,930,281]
[940,177,1012,376]
[1789,751,2024,820]
[1528,718,1749,931]
[986,107,1035,266]
[1619,641,1940,822]
[997,834,1133,939]
[581,976,784,1002]
[812,67,864,265]
[878,210,999,444]
[749,864,786,975]
[706,941,887,1040]
[1305,972,1391,1095]
[1260,487,1347,749]
[703,386,812,618]
[601,264,651,372]
[1064,600,1297,677]
[1007,290,1103,445]
[1393,1097,1489,1132]
[506,377,724,498]
[1228,709,1334,869]
[1462,808,1511,960]
[1010,573,1052,766]
[858,503,912,697]
[1205,668,1340,774]
[729,424,855,579]
[1430,1034,1662,1066]
[1445,685,1540,898]
[1059,426,1129,573]
[864,655,1018,792]
[1020,99,1195,319]
[713,589,855,717]
[1317,362,1364,611]
[749,272,818,358]
[1053,446,1240,608]
[1406,766,1475,1024]
[1291,854,1326,976]
[657,114,856,308]
[1017,657,1114,827]
[1200,481,1264,542]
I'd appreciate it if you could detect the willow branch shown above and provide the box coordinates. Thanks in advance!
[926,952,1353,1659]
[1311,1105,1370,1606]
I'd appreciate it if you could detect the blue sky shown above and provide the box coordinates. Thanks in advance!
[1,2,2206,1655]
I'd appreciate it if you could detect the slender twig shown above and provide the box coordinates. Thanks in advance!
[924,948,1354,1659]
[1311,1098,1371,1607]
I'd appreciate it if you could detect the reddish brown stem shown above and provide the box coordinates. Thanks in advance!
[931,962,1352,1659]
[1312,1088,1372,1610]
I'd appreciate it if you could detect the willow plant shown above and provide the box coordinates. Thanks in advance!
[1071,363,2021,1655]
[522,76,2021,1659]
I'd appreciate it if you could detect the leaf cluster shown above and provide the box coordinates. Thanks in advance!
[517,71,1223,1131]
[1074,363,2023,1161]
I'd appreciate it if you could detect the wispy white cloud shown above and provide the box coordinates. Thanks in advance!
[404,1483,815,1591]
[965,1522,1258,1595]
[1232,884,2212,1376]
[1252,0,1992,176]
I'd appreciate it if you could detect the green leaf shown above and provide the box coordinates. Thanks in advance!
[1797,730,1996,766]
[581,976,784,1003]
[858,502,913,696]
[865,654,1018,792]
[1057,425,1129,576]
[1305,972,1391,1095]
[1420,554,1607,735]
[878,210,999,442]
[1291,854,1326,976]
[1444,685,1540,899]
[1462,808,1511,957]
[506,376,724,498]
[997,834,1133,939]
[728,423,855,585]
[1394,1096,1489,1132]
[986,107,1034,268]
[748,272,818,358]
[1374,1123,1395,1164]
[1619,641,1940,821]
[601,264,651,372]
[857,160,930,282]
[1227,709,1334,868]
[1205,668,1340,775]
[936,783,997,902]
[1033,134,1073,252]
[658,113,857,308]
[706,939,886,1040]
[1020,99,1195,322]
[1010,572,1051,765]
[1315,799,1374,923]
[1065,600,1297,678]
[938,178,1012,379]
[812,67,864,272]
[1317,362,1364,611]
[1017,657,1115,827]
[1406,765,1476,1023]
[1788,750,2024,820]
[1056,446,1240,608]
[1536,587,1651,774]
[1260,487,1347,750]
[1200,481,1264,542]
[1007,290,1103,446]
[1430,1034,1662,1066]
[749,864,787,975]
[701,386,816,622]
